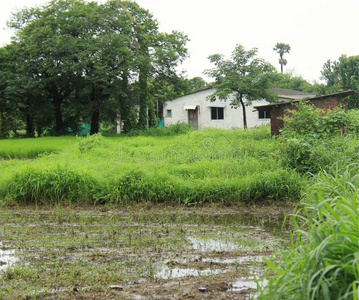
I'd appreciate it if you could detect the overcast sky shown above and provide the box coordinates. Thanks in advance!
[1,0,358,83]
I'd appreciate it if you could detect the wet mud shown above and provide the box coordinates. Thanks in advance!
[0,203,294,299]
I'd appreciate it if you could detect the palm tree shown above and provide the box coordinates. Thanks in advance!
[273,43,291,73]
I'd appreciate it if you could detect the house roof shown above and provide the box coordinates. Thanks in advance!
[254,90,357,109]
[270,88,317,100]
[166,87,314,103]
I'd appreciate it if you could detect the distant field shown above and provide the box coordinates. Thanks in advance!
[0,126,302,205]
[0,136,76,159]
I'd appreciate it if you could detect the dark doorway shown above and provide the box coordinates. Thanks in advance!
[188,108,198,129]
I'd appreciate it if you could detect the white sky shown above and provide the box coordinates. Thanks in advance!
[1,0,358,83]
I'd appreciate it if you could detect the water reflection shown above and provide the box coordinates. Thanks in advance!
[0,242,19,272]
[187,236,242,252]
[155,264,225,279]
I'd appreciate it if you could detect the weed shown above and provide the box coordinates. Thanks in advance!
[259,165,359,299]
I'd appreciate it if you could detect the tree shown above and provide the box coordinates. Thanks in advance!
[3,0,188,136]
[186,77,209,93]
[8,0,102,135]
[204,44,277,129]
[268,72,314,92]
[321,55,359,108]
[273,42,291,73]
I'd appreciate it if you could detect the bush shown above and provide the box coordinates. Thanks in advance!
[125,122,193,137]
[78,133,104,152]
[280,102,359,173]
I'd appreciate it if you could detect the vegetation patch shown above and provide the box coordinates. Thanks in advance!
[0,126,303,205]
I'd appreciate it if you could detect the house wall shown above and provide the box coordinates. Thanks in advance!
[163,89,270,129]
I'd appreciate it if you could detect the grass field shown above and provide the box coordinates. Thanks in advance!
[0,126,302,205]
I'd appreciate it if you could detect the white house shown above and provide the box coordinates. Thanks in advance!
[163,88,315,130]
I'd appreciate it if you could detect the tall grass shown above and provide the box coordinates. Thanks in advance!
[259,163,359,299]
[3,167,95,204]
[0,126,303,205]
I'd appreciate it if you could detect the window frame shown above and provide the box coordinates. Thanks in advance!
[211,107,224,120]
[258,109,270,119]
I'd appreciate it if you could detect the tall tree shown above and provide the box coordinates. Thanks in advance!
[273,42,291,73]
[3,0,188,136]
[204,44,277,129]
[321,55,359,108]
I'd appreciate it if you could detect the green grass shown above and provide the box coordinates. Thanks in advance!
[0,136,76,159]
[0,126,302,205]
[259,163,359,299]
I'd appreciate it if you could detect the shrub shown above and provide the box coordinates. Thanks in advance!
[280,102,359,173]
[125,122,193,137]
[78,133,104,152]
[281,102,351,139]
[3,167,95,204]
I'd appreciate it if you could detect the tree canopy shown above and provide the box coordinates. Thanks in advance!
[321,55,359,108]
[0,0,189,137]
[204,44,277,129]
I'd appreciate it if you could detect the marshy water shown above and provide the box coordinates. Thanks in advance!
[0,242,19,273]
[0,204,292,299]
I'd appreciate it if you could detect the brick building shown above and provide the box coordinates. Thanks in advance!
[254,90,356,135]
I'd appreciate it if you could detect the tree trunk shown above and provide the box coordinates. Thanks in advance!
[119,72,133,133]
[90,109,100,135]
[25,113,35,138]
[53,97,63,135]
[138,64,148,130]
[239,94,247,129]
[148,98,157,127]
[138,42,150,130]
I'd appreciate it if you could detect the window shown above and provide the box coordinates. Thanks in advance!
[258,109,270,119]
[211,107,224,120]
[166,109,172,118]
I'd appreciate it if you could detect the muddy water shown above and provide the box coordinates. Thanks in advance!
[0,204,293,299]
[0,241,20,273]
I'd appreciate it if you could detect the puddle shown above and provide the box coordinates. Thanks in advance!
[163,255,266,265]
[202,255,266,264]
[188,236,244,252]
[0,243,20,272]
[154,264,225,279]
[229,277,268,293]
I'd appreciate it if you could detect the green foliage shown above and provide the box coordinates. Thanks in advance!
[268,72,316,93]
[1,0,188,136]
[126,122,193,136]
[321,55,359,108]
[259,164,359,300]
[204,44,277,129]
[0,126,303,205]
[281,102,350,138]
[3,167,94,204]
[78,133,104,153]
[280,102,359,173]
[0,136,75,159]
